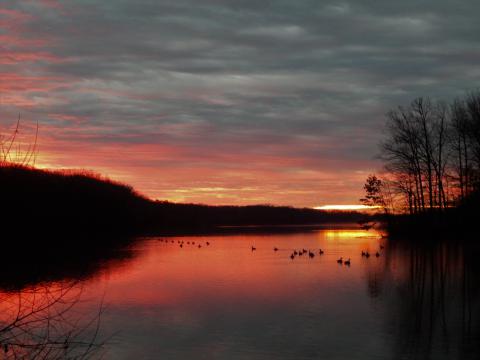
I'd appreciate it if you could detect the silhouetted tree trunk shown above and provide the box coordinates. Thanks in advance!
[450,99,471,200]
[465,92,480,188]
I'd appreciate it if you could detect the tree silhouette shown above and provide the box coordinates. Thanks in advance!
[0,281,105,359]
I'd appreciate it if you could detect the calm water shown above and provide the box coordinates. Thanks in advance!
[1,227,479,359]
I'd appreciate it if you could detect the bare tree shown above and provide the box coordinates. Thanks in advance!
[464,91,480,185]
[0,115,39,167]
[0,281,105,359]
[449,98,472,200]
[378,96,467,212]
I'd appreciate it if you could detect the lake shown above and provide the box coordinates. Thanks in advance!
[0,226,478,359]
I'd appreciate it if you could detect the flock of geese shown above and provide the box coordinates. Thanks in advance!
[157,238,211,248]
[157,237,385,268]
[252,243,385,267]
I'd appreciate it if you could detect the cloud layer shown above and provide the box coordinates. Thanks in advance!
[1,0,479,206]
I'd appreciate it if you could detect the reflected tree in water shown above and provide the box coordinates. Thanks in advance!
[0,281,105,359]
[366,241,480,360]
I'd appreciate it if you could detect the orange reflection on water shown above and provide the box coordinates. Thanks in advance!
[93,229,385,310]
[0,281,104,358]
[324,229,379,239]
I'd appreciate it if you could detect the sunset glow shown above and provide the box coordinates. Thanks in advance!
[1,1,479,359]
[314,205,380,211]
[1,1,478,207]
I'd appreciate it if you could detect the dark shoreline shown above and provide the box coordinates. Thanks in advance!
[1,164,366,238]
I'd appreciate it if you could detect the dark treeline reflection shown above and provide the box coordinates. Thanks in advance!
[369,239,480,360]
[0,235,136,291]
[0,235,139,359]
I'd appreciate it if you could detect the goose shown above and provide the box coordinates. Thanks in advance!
[319,249,324,255]
[375,252,380,257]
[361,251,366,257]
[362,222,377,231]
[290,254,295,260]
[294,250,298,255]
[180,244,183,248]
[274,247,278,251]
[298,251,303,256]
[198,244,202,248]
[251,246,256,251]
[344,258,351,266]
[337,257,343,264]
[308,251,315,258]
[206,242,210,246]
[365,252,370,258]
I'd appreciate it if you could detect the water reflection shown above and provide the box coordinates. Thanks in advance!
[0,281,104,359]
[368,239,480,360]
[0,235,136,290]
[0,235,138,359]
[0,229,479,359]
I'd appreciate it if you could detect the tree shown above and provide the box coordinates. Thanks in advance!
[378,92,480,211]
[360,174,387,212]
[0,115,39,167]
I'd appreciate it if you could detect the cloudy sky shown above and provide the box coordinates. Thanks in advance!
[1,0,479,206]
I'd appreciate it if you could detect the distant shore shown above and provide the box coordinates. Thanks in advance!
[0,164,366,239]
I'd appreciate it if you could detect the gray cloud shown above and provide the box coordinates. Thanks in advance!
[1,0,479,205]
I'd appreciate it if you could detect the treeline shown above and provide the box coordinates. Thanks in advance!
[151,202,361,231]
[0,165,362,238]
[373,92,480,213]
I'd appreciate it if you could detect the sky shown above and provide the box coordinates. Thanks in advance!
[1,0,480,207]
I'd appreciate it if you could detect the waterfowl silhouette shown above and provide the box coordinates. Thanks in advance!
[337,257,343,264]
[274,247,278,251]
[361,251,366,257]
[198,244,202,248]
[251,246,256,251]
[319,249,324,255]
[344,258,351,266]
[375,252,380,257]
[290,254,295,260]
[362,222,377,231]
[308,251,315,258]
[294,250,298,255]
[206,242,210,246]
[365,252,370,258]
[180,244,183,248]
